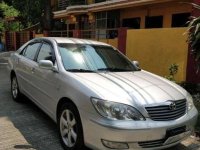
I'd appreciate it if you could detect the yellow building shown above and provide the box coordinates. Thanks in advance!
[52,0,192,33]
[50,0,199,83]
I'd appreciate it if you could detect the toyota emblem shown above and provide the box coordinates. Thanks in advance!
[169,102,176,110]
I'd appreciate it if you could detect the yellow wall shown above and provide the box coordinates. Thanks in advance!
[99,38,118,48]
[120,2,192,28]
[126,28,188,82]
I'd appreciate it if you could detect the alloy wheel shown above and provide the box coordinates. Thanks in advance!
[12,77,18,99]
[60,109,78,147]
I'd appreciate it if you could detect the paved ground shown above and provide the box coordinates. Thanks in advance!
[0,63,64,150]
[0,55,199,150]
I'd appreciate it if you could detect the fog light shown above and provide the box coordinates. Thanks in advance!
[101,139,129,149]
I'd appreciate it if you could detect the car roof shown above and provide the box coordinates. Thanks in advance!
[37,37,111,47]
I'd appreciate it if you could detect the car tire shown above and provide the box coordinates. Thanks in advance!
[58,102,86,150]
[11,75,23,102]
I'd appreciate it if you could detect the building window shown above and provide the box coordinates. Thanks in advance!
[95,10,120,29]
[145,16,163,28]
[58,0,69,10]
[95,0,106,3]
[95,11,119,39]
[96,12,107,29]
[122,17,141,29]
[69,0,86,5]
[171,13,190,27]
[107,10,120,29]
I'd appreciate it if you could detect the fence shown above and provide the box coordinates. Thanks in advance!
[4,31,34,51]
[3,29,121,51]
[47,30,73,37]
[47,28,118,40]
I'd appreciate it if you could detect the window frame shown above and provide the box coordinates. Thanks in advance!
[171,12,190,28]
[20,42,42,61]
[145,15,163,29]
[35,40,56,64]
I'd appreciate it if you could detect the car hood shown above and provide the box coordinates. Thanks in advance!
[74,70,187,106]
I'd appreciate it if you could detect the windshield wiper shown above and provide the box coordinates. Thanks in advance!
[67,69,95,73]
[97,68,133,72]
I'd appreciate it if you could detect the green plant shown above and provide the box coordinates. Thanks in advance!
[165,63,179,82]
[0,1,19,32]
[187,3,200,73]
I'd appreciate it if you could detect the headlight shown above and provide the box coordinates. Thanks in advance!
[187,93,194,111]
[91,98,145,121]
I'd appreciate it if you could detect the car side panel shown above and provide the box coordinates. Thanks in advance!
[30,64,60,118]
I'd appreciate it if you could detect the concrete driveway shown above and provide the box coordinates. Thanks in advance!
[0,58,199,150]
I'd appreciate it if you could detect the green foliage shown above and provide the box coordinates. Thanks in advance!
[1,0,53,31]
[11,0,46,28]
[165,63,179,82]
[0,2,19,17]
[187,3,200,73]
[0,1,19,32]
[4,0,53,30]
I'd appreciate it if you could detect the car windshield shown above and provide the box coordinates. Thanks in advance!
[58,43,137,72]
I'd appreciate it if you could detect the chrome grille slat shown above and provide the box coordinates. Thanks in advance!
[146,103,185,111]
[148,109,186,117]
[147,105,186,114]
[145,99,186,121]
[151,111,185,119]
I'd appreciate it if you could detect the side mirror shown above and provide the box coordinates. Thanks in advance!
[132,61,141,70]
[39,60,58,72]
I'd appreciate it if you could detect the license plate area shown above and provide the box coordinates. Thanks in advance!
[166,126,186,137]
[164,126,191,145]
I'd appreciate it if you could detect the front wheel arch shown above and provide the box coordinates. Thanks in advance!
[56,98,78,122]
[57,98,86,150]
[10,70,16,80]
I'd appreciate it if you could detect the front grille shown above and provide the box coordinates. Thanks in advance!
[138,139,165,148]
[145,99,186,121]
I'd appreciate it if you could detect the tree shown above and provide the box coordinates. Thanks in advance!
[10,0,46,29]
[4,0,53,31]
[187,3,200,73]
[0,1,19,32]
[41,0,53,31]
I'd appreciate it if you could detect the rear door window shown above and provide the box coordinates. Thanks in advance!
[23,43,41,60]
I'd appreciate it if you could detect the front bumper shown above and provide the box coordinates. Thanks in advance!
[80,107,198,150]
